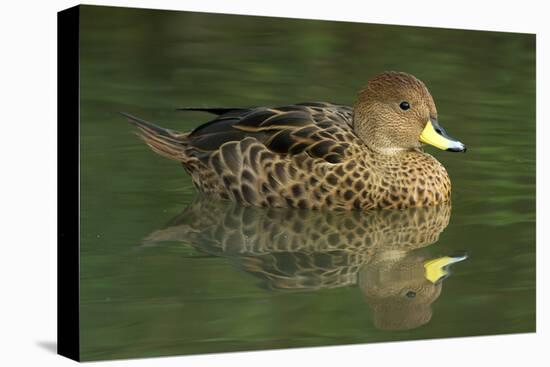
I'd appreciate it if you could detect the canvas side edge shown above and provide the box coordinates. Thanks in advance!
[57,4,81,362]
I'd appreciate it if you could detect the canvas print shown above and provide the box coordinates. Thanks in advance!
[58,4,536,362]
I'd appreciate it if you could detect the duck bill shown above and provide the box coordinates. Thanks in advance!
[423,253,468,284]
[420,118,466,152]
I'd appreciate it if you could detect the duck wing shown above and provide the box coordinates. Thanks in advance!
[181,102,358,164]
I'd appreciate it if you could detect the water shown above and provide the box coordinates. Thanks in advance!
[78,5,536,361]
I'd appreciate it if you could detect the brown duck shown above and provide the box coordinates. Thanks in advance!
[124,71,466,210]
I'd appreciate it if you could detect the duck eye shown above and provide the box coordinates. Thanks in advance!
[406,290,416,298]
[399,101,410,110]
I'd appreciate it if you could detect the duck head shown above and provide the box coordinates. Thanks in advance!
[353,71,466,154]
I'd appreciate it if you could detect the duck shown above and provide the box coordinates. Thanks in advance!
[123,71,466,210]
[143,196,467,330]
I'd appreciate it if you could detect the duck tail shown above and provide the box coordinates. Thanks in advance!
[121,112,188,162]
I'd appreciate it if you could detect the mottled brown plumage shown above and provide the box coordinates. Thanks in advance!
[124,71,465,210]
[144,197,466,330]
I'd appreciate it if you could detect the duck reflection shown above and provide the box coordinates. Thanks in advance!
[144,196,466,331]
[359,251,466,330]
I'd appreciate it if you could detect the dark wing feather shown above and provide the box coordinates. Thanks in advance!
[185,103,356,162]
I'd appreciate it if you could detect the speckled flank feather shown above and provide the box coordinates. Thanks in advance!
[124,100,451,210]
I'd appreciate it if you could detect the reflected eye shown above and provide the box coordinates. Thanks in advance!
[399,101,410,110]
[405,290,416,298]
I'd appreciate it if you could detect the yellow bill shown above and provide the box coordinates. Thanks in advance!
[424,254,468,283]
[420,118,466,152]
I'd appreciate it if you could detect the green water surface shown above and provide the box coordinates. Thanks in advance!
[77,5,536,361]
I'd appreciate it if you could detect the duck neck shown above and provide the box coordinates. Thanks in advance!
[353,111,410,155]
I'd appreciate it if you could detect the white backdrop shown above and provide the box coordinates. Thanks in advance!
[0,0,547,366]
